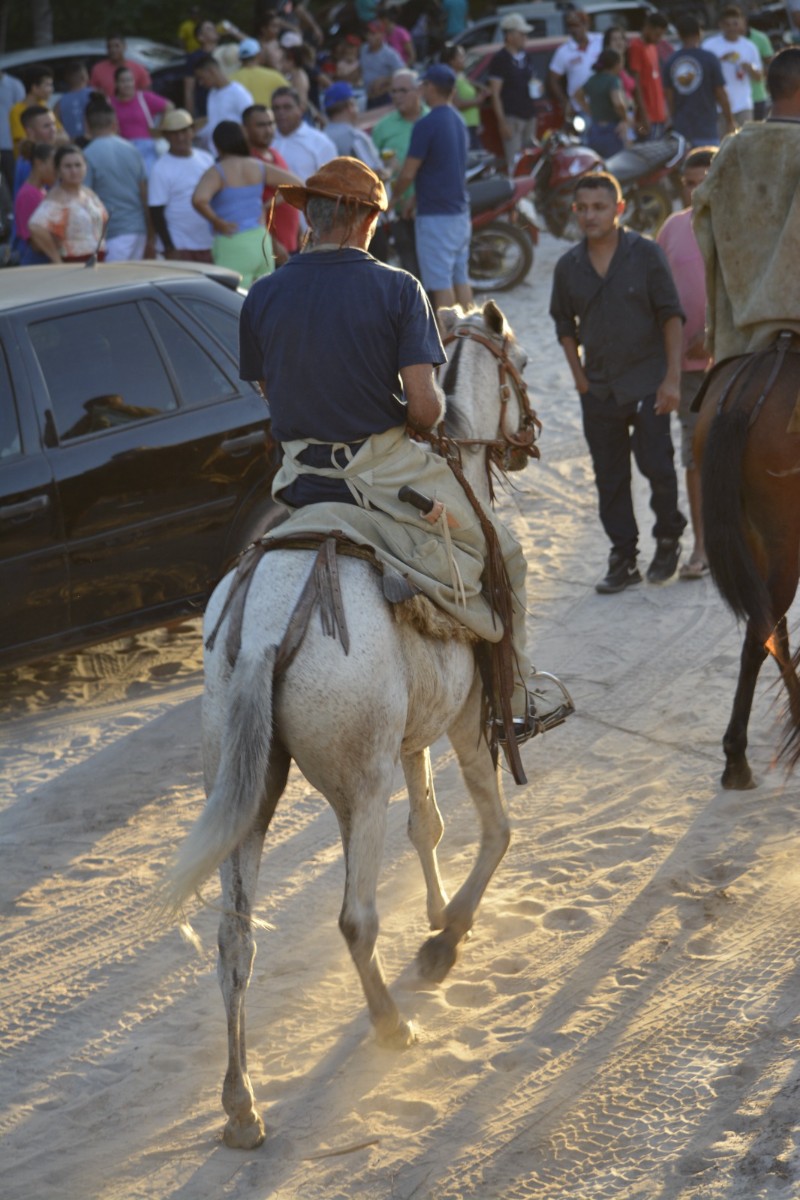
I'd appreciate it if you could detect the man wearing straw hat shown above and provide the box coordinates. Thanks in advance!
[239,156,541,745]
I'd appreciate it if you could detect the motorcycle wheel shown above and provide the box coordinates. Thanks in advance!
[468,222,534,292]
[623,182,673,236]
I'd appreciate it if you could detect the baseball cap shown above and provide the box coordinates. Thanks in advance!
[238,37,261,59]
[500,13,534,32]
[422,63,457,88]
[323,81,355,110]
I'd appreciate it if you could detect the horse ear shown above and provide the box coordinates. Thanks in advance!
[483,299,506,336]
[438,305,461,338]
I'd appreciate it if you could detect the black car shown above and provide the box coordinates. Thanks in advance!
[0,261,279,667]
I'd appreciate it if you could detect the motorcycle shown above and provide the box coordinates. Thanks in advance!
[607,131,686,235]
[512,125,686,240]
[467,173,539,292]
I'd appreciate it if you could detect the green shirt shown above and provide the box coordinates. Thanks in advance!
[749,28,771,103]
[455,73,480,129]
[371,105,429,212]
[582,72,624,124]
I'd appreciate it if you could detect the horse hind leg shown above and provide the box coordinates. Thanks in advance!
[402,747,449,931]
[218,744,290,1149]
[722,621,769,790]
[333,777,416,1049]
[417,681,510,983]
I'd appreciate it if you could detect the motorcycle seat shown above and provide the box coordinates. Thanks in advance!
[467,177,515,216]
[605,134,681,183]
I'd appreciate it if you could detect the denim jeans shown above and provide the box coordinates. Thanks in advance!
[580,389,686,561]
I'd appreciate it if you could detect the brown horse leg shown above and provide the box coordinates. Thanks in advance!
[218,746,290,1149]
[417,682,510,982]
[722,622,769,790]
[402,747,449,931]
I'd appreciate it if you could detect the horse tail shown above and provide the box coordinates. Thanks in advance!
[701,406,773,638]
[160,644,277,920]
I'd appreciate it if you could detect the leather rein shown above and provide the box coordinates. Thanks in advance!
[435,324,541,476]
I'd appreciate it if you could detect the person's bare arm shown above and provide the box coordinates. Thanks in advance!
[400,363,445,432]
[559,336,589,394]
[263,163,302,188]
[391,155,421,212]
[29,224,62,263]
[140,179,156,258]
[192,166,236,235]
[655,315,683,414]
[548,69,569,117]
[715,84,735,134]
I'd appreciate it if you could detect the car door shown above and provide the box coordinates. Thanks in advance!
[16,287,269,634]
[0,331,68,661]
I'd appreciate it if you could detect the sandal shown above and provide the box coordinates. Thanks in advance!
[679,559,709,580]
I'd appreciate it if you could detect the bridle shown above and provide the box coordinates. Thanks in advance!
[436,321,541,476]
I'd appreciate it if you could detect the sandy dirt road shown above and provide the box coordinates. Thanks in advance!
[2,232,799,1200]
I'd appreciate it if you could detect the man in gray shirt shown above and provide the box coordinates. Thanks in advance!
[361,21,405,109]
[550,172,686,593]
[83,99,154,260]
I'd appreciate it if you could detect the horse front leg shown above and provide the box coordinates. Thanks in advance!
[722,621,769,789]
[334,781,416,1049]
[418,681,510,983]
[402,747,449,930]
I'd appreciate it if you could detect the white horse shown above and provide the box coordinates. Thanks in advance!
[163,300,542,1149]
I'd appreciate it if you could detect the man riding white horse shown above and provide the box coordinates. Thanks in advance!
[238,156,545,748]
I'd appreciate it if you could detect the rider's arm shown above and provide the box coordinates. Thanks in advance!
[401,363,445,432]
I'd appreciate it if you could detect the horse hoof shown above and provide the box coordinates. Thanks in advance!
[417,933,459,983]
[377,1018,417,1049]
[721,764,756,790]
[223,1114,266,1150]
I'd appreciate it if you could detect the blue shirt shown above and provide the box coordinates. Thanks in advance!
[408,104,468,216]
[58,87,93,140]
[239,248,445,443]
[83,136,146,238]
[662,47,725,144]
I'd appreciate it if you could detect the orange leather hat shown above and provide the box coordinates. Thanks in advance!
[279,156,388,214]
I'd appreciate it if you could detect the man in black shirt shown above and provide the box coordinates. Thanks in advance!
[550,173,687,593]
[487,13,538,173]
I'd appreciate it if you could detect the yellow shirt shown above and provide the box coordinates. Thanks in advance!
[231,65,289,107]
[10,100,64,155]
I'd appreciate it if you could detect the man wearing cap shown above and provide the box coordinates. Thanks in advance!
[392,64,473,316]
[322,81,384,171]
[148,108,216,261]
[361,20,405,108]
[233,37,289,106]
[487,13,539,172]
[239,156,538,743]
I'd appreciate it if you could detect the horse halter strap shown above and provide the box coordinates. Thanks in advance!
[440,325,541,468]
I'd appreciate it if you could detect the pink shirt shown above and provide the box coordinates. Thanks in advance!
[110,91,168,140]
[657,208,709,371]
[89,58,152,98]
[15,181,46,240]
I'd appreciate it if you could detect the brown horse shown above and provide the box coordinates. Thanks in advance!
[694,333,800,789]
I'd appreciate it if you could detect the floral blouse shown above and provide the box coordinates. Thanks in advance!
[28,187,109,258]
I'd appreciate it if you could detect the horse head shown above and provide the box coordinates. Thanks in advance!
[438,300,540,483]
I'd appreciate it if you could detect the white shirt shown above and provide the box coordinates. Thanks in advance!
[204,80,254,147]
[703,33,762,113]
[272,123,338,180]
[549,33,604,98]
[148,148,215,249]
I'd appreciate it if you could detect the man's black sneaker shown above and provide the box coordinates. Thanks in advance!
[595,554,642,594]
[647,538,681,584]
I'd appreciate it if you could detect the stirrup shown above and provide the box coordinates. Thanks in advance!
[493,670,575,746]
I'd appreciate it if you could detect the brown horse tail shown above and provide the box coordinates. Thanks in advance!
[701,406,773,638]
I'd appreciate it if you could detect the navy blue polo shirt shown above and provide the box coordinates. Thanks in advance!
[487,46,537,120]
[408,105,469,215]
[239,248,445,443]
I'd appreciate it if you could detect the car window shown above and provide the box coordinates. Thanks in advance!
[172,296,240,357]
[141,300,237,407]
[29,303,178,442]
[0,345,21,459]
